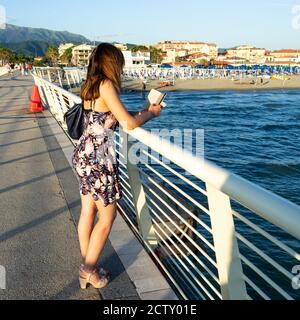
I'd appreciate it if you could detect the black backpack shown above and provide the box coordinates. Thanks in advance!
[64,102,84,140]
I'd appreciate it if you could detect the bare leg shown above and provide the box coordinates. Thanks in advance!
[78,193,98,262]
[84,201,117,269]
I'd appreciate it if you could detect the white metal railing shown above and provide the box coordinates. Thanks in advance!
[33,67,85,89]
[33,74,300,301]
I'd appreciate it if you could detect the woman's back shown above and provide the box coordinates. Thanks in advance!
[83,95,110,114]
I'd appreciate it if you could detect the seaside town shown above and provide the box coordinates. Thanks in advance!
[2,40,300,91]
[34,41,300,68]
[1,40,300,70]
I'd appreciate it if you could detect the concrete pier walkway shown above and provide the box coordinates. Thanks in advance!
[0,74,141,300]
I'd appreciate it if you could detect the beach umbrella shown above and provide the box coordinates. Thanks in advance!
[226,65,234,70]
[161,64,173,69]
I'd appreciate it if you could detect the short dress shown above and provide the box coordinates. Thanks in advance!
[71,109,123,207]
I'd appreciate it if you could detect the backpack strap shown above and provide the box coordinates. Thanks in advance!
[92,100,96,112]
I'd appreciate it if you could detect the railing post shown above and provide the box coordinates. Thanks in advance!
[120,129,157,247]
[206,183,248,300]
[47,69,52,83]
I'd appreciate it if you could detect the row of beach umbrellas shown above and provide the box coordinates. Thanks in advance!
[158,63,300,74]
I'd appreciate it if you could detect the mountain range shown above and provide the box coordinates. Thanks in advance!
[0,24,90,56]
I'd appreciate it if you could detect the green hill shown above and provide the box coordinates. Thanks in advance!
[0,24,90,56]
[0,24,89,44]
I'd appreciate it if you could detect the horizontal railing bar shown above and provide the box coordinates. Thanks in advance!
[142,181,216,253]
[140,170,213,235]
[236,233,294,280]
[141,159,210,216]
[118,166,129,179]
[116,203,140,236]
[142,149,207,197]
[243,275,271,300]
[119,174,132,191]
[240,255,294,300]
[146,191,217,266]
[149,239,193,300]
[148,200,220,289]
[119,180,134,203]
[152,218,212,300]
[119,187,136,213]
[233,210,300,261]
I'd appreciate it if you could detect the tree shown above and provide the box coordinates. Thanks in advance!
[33,59,46,67]
[46,45,59,66]
[60,47,74,66]
[0,47,13,66]
[131,45,149,52]
[198,59,209,66]
[149,46,164,64]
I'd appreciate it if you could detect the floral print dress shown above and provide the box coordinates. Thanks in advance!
[72,109,122,207]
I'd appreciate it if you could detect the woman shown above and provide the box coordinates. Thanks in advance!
[72,43,162,290]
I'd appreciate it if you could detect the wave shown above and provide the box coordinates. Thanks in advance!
[263,103,285,108]
[247,161,300,175]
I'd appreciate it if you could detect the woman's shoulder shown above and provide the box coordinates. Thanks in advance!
[100,79,114,89]
[99,79,117,95]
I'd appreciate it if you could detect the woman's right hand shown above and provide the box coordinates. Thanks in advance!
[148,104,162,117]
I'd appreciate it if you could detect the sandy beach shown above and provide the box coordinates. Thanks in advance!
[121,75,300,92]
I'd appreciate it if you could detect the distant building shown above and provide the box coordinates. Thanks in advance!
[122,50,151,68]
[154,41,218,62]
[185,52,211,63]
[161,49,188,64]
[226,45,266,64]
[72,44,95,66]
[224,56,247,66]
[265,49,300,65]
[58,43,75,57]
[114,43,128,51]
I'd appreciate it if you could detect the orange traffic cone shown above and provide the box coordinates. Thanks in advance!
[29,85,44,113]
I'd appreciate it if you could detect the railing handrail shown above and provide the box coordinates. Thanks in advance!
[32,74,300,242]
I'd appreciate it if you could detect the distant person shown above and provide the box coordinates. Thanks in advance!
[22,62,27,76]
[26,63,32,74]
[72,43,162,290]
[20,63,24,75]
[9,63,15,74]
[142,80,147,91]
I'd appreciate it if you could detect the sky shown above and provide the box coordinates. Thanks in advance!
[1,0,300,49]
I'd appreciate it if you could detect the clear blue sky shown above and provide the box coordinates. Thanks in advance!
[1,0,300,49]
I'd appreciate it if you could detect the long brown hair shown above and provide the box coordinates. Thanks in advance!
[80,43,125,101]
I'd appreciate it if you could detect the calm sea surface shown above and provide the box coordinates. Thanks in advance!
[120,89,300,299]
[121,89,300,205]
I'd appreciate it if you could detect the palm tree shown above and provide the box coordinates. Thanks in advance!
[149,46,164,64]
[131,45,149,52]
[0,47,13,66]
[60,47,74,66]
[46,45,59,66]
